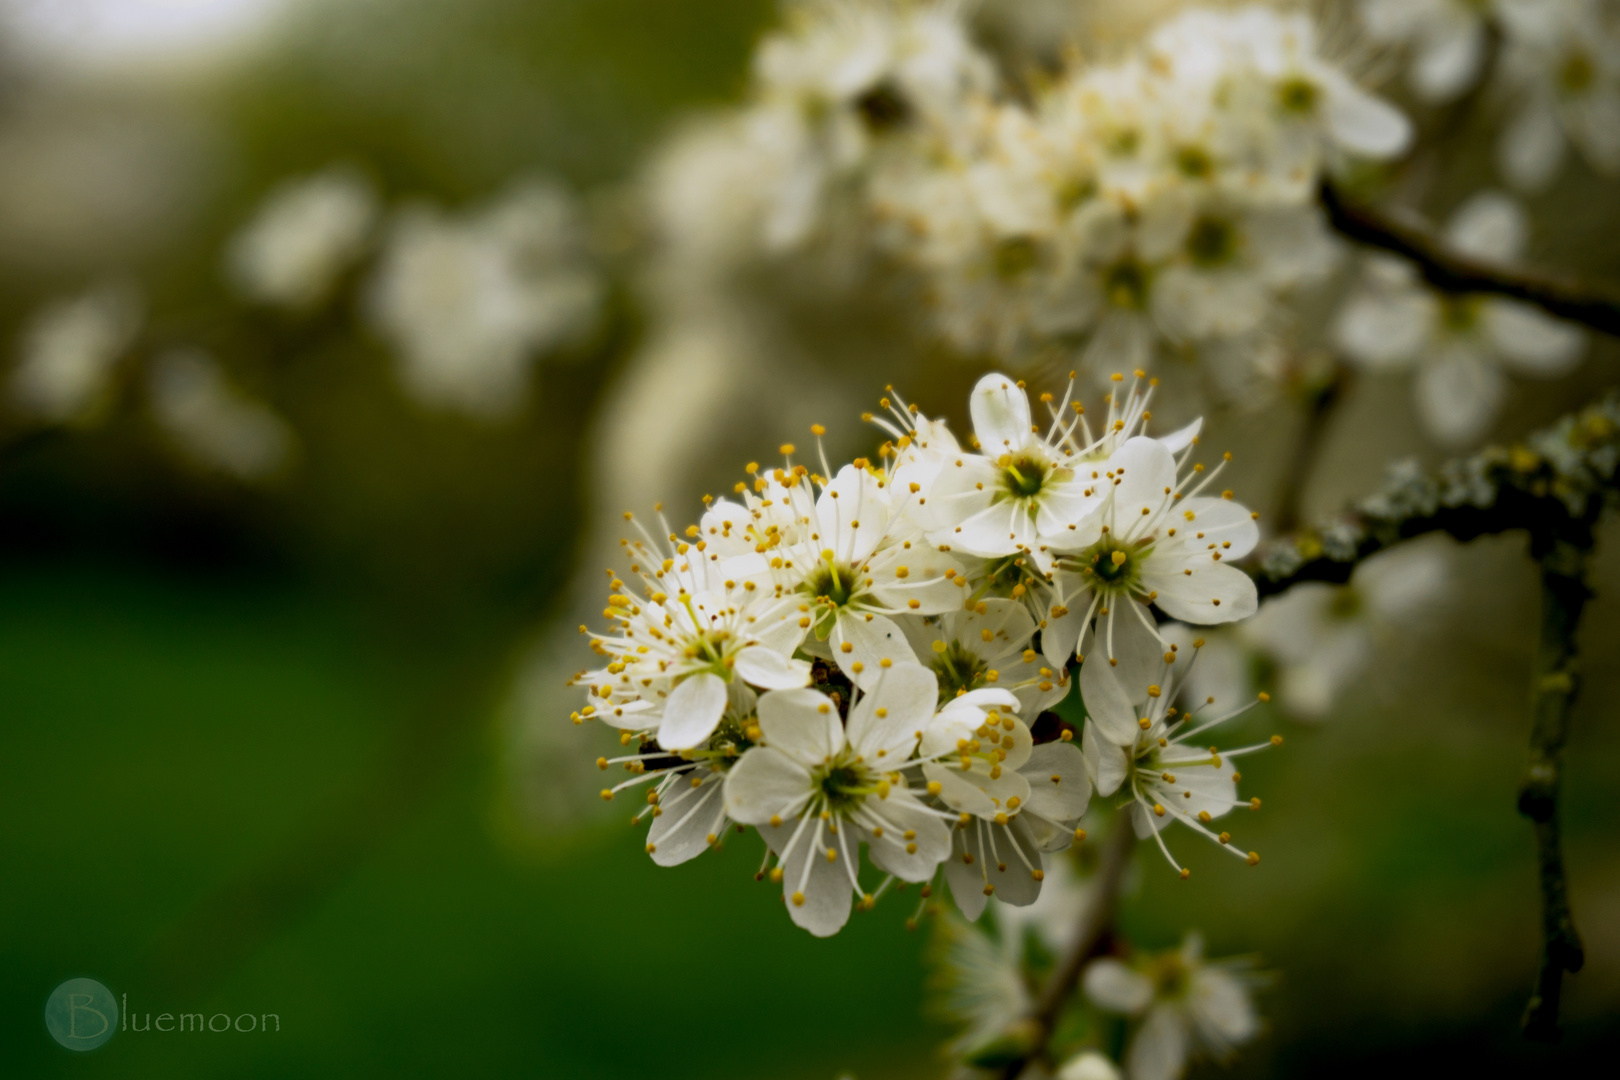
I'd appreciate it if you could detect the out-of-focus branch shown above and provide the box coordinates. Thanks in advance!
[1248,394,1620,599]
[1319,180,1620,338]
[995,818,1135,1080]
[1518,539,1590,1040]
[1271,363,1354,536]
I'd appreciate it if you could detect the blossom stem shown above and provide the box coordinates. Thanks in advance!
[1271,363,1353,536]
[1518,539,1590,1041]
[1319,180,1620,338]
[996,815,1136,1080]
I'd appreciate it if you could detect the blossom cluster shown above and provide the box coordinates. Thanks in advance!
[1357,0,1620,193]
[7,168,603,460]
[647,1,1411,384]
[572,373,1275,935]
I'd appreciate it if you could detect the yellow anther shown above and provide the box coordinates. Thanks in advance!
[599,789,614,802]
[1147,684,1161,698]
[791,891,805,906]
[825,848,837,863]
[770,866,784,883]
[810,424,825,436]
[1258,691,1272,703]
[926,781,943,796]
[1153,803,1166,816]
[1246,851,1260,866]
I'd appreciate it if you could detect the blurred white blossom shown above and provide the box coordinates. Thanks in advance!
[1495,0,1620,192]
[147,349,293,480]
[1334,192,1584,446]
[1058,1050,1124,1080]
[227,166,378,310]
[1240,542,1450,719]
[1357,0,1493,105]
[366,179,603,419]
[1085,933,1260,1080]
[10,283,142,424]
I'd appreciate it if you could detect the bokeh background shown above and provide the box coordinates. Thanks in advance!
[2,1,1618,1077]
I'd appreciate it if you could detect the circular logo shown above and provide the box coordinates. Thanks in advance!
[45,978,118,1051]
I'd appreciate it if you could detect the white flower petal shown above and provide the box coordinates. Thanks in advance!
[1082,720,1130,797]
[647,767,728,866]
[1080,657,1142,745]
[1020,741,1092,824]
[862,788,952,882]
[1084,959,1155,1014]
[1497,103,1566,193]
[756,687,845,765]
[1481,301,1584,375]
[1323,72,1411,158]
[847,661,938,760]
[731,645,812,690]
[832,610,916,687]
[655,671,729,750]
[1445,191,1525,263]
[1125,1004,1190,1080]
[1415,345,1504,446]
[723,747,812,824]
[970,371,1034,452]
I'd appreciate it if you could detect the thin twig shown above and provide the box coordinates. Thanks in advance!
[1271,363,1354,536]
[997,816,1136,1080]
[1319,180,1620,338]
[1518,538,1590,1040]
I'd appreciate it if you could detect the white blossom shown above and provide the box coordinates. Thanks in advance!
[1334,192,1585,446]
[1494,0,1620,192]
[146,348,294,481]
[1084,933,1261,1080]
[227,166,378,310]
[1080,638,1272,876]
[1240,542,1449,719]
[1357,0,1493,105]
[724,665,953,936]
[10,284,142,425]
[366,179,603,418]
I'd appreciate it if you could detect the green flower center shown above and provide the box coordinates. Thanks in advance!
[1103,257,1152,311]
[1440,295,1482,333]
[1149,954,1191,998]
[930,640,989,703]
[805,562,857,609]
[1559,51,1595,95]
[1276,75,1319,115]
[1186,214,1239,269]
[993,236,1041,282]
[815,757,877,814]
[1001,454,1049,498]
[1076,537,1141,592]
[1328,585,1363,619]
[1176,145,1215,179]
[854,81,911,133]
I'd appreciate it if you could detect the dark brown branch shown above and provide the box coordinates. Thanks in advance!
[1518,539,1590,1040]
[996,817,1136,1080]
[1320,180,1620,338]
[1248,395,1620,600]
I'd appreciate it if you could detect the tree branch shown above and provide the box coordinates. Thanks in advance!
[1319,180,1620,338]
[1271,363,1354,536]
[1248,394,1620,599]
[1518,538,1590,1040]
[997,816,1136,1080]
